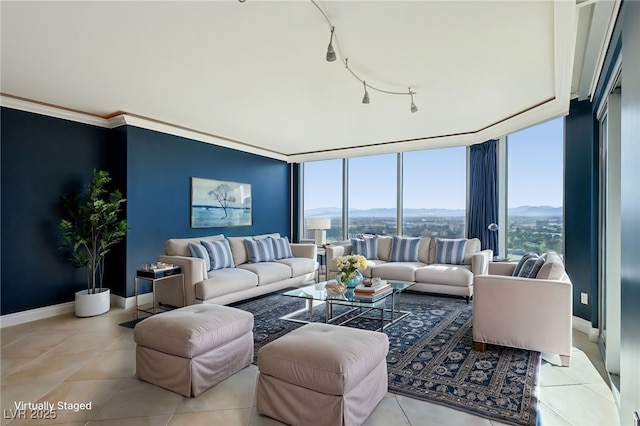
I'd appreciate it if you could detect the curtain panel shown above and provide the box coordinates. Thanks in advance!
[468,139,498,256]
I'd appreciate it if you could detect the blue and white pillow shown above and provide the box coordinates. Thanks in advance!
[389,236,420,262]
[201,239,234,270]
[270,236,293,260]
[512,253,538,276]
[244,238,276,263]
[351,236,378,259]
[516,254,546,278]
[188,242,212,272]
[435,238,468,265]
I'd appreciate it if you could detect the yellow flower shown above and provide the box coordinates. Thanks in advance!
[336,254,367,274]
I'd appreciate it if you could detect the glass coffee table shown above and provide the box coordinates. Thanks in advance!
[282,281,414,332]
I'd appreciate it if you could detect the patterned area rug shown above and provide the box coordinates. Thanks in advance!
[232,290,541,426]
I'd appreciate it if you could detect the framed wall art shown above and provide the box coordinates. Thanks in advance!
[191,177,252,228]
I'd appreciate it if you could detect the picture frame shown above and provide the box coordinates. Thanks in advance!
[191,177,252,228]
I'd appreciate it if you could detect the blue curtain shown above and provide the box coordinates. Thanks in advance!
[468,139,498,256]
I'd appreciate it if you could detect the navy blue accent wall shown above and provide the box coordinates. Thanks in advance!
[564,99,599,324]
[0,107,118,315]
[124,126,290,297]
[1,108,291,313]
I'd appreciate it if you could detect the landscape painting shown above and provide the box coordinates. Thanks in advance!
[191,177,252,228]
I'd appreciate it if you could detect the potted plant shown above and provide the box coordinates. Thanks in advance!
[60,169,128,317]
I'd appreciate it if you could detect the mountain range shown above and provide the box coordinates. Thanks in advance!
[305,205,562,218]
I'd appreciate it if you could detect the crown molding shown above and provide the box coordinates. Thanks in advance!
[1,95,287,162]
[1,94,110,128]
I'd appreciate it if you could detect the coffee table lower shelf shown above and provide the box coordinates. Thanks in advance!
[280,291,411,332]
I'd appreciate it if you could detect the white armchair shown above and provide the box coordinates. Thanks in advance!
[472,253,573,366]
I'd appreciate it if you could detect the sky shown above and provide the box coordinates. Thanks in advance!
[304,117,564,211]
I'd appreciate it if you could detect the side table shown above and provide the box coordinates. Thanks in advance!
[134,265,184,317]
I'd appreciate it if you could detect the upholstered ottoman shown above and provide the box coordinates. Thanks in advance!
[134,304,254,397]
[257,323,389,426]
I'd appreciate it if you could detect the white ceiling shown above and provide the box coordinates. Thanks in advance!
[1,1,586,162]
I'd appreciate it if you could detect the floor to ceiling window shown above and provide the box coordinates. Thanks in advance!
[403,147,466,238]
[303,159,343,242]
[347,154,397,237]
[506,118,564,258]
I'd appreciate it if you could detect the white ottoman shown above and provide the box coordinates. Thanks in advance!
[257,323,389,426]
[134,304,254,397]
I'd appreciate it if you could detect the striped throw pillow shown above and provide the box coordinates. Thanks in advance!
[516,255,546,278]
[351,236,378,259]
[244,238,276,263]
[201,239,234,270]
[188,242,212,272]
[435,238,468,265]
[389,236,420,262]
[270,236,293,260]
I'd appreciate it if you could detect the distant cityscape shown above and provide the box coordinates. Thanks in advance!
[305,206,563,257]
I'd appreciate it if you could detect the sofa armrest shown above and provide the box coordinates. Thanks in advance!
[157,255,205,306]
[471,249,493,275]
[290,243,317,260]
[473,274,573,360]
[488,261,518,276]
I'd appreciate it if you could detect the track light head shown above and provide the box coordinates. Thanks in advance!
[409,88,418,113]
[326,26,336,62]
[362,81,370,104]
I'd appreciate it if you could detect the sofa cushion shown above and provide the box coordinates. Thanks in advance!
[536,252,565,280]
[351,236,378,259]
[227,237,250,266]
[428,238,480,265]
[415,265,473,287]
[189,242,211,272]
[277,257,317,277]
[201,239,235,270]
[371,262,421,282]
[418,237,431,263]
[377,236,393,261]
[270,236,293,260]
[237,262,292,285]
[389,236,420,262]
[244,238,276,263]
[435,238,468,265]
[196,268,259,301]
[516,255,546,278]
[165,234,225,256]
[512,253,538,277]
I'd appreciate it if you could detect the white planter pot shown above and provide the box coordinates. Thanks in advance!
[75,288,110,317]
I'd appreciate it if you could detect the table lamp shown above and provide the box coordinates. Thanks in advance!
[308,217,331,246]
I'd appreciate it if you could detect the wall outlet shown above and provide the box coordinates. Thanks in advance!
[581,292,589,305]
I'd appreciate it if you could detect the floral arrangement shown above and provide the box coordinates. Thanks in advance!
[335,254,367,281]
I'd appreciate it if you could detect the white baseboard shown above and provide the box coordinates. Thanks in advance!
[1,293,154,328]
[572,315,599,341]
[0,302,75,328]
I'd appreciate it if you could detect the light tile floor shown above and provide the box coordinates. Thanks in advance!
[1,307,620,426]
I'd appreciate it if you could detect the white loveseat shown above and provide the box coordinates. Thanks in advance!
[472,252,573,366]
[156,233,318,306]
[326,236,492,302]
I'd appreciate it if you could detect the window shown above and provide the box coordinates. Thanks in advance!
[507,118,564,257]
[347,154,397,237]
[403,147,466,237]
[303,159,343,242]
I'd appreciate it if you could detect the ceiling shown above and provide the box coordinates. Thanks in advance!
[0,1,607,162]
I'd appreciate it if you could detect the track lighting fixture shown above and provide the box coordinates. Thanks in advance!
[310,0,419,113]
[326,26,336,62]
[362,81,370,104]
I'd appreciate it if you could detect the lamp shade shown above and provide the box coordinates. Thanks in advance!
[308,217,331,230]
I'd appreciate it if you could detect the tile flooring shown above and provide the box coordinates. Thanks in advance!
[1,307,620,426]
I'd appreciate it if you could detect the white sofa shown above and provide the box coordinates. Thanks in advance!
[326,236,492,302]
[156,233,318,306]
[472,252,573,366]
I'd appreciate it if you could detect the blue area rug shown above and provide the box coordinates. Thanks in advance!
[232,290,541,426]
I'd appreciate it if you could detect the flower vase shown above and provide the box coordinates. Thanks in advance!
[337,270,364,288]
